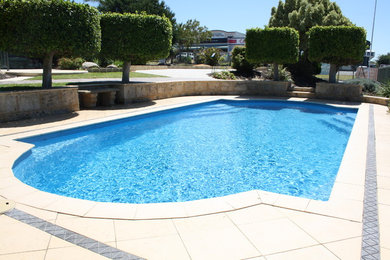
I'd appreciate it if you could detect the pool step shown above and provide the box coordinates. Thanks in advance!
[286,91,316,98]
[291,86,315,92]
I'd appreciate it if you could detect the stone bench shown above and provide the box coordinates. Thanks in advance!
[78,87,119,108]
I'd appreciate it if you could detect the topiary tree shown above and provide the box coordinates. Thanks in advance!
[100,13,172,83]
[0,0,101,89]
[308,26,366,83]
[269,0,352,82]
[246,27,299,81]
[231,47,255,75]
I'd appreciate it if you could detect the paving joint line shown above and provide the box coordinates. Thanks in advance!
[361,104,381,260]
[4,208,144,260]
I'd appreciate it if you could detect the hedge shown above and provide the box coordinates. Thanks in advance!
[246,27,299,65]
[308,26,366,83]
[308,26,366,66]
[0,0,101,88]
[246,27,299,80]
[100,13,172,83]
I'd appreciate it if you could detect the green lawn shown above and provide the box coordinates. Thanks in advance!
[316,74,354,81]
[28,71,165,80]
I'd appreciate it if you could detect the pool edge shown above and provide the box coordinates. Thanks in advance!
[0,96,367,221]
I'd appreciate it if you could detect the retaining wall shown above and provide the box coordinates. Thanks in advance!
[316,83,362,102]
[362,95,389,106]
[0,88,79,122]
[117,80,290,104]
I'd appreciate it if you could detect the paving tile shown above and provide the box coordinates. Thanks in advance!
[227,204,285,225]
[0,181,38,201]
[273,194,310,211]
[45,245,110,260]
[285,211,362,243]
[330,182,365,201]
[134,202,187,219]
[265,245,339,260]
[115,219,177,241]
[44,197,96,216]
[381,247,390,259]
[0,250,46,260]
[305,198,363,222]
[173,213,234,234]
[178,226,260,260]
[324,237,362,260]
[223,190,262,209]
[55,214,115,243]
[84,202,137,219]
[256,190,279,205]
[117,234,190,260]
[14,204,57,221]
[0,216,51,254]
[378,189,390,205]
[377,176,390,190]
[238,218,317,255]
[0,177,16,189]
[379,222,390,250]
[13,191,60,209]
[182,196,234,216]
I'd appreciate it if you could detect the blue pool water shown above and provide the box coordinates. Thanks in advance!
[13,100,358,203]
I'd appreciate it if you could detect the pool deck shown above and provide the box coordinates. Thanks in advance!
[0,95,389,260]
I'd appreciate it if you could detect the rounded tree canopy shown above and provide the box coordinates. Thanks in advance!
[100,13,172,62]
[246,27,299,64]
[0,0,101,58]
[308,26,366,66]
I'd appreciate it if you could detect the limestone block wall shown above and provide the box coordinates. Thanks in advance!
[0,88,79,122]
[118,80,290,104]
[316,83,362,102]
[362,95,389,106]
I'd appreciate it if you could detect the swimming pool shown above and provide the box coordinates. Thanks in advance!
[13,100,357,203]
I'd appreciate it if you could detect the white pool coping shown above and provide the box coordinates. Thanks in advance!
[0,96,367,221]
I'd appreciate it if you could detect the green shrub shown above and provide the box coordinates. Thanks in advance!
[176,56,192,64]
[246,27,299,81]
[0,0,101,88]
[100,12,172,83]
[195,52,206,64]
[212,71,236,80]
[308,26,366,83]
[58,57,84,70]
[263,65,291,81]
[198,48,221,66]
[379,81,390,98]
[231,47,255,75]
[343,78,381,94]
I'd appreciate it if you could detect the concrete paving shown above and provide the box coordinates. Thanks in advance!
[0,96,389,259]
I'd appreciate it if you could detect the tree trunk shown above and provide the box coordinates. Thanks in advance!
[42,52,54,89]
[273,63,279,81]
[329,64,338,83]
[122,61,131,83]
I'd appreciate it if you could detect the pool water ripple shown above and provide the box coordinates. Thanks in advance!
[13,100,357,203]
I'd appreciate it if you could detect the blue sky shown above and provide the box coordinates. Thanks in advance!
[79,0,389,58]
